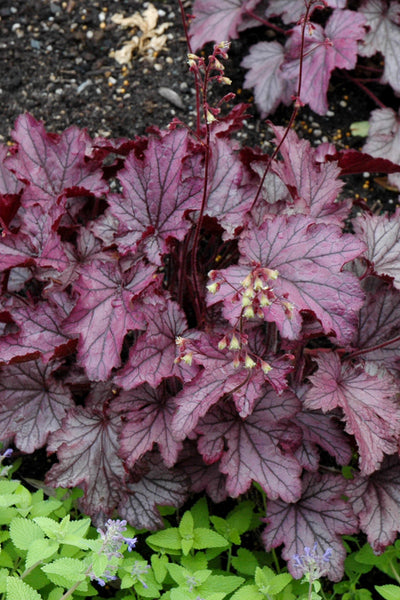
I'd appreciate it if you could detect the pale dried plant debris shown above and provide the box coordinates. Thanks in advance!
[110,4,172,64]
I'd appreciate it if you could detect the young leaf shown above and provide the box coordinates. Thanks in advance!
[9,517,44,551]
[262,472,358,581]
[375,584,400,600]
[305,352,400,474]
[0,360,74,453]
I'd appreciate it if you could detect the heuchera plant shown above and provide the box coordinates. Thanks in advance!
[1,0,400,583]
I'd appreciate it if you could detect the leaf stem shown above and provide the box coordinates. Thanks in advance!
[344,334,400,360]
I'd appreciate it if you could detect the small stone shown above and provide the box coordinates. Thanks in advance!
[158,87,184,109]
[154,63,163,71]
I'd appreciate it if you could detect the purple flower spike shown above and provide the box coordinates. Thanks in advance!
[293,542,332,579]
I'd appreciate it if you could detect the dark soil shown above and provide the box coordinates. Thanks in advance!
[1,0,398,214]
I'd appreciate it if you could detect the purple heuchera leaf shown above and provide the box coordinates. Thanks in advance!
[113,378,183,469]
[305,352,400,474]
[266,0,346,24]
[108,129,203,266]
[241,41,290,118]
[0,204,69,272]
[46,383,126,516]
[282,10,366,115]
[114,299,194,390]
[350,277,400,375]
[262,472,358,581]
[208,216,365,343]
[363,108,400,190]
[63,260,157,381]
[5,114,108,206]
[0,359,74,453]
[118,452,188,530]
[347,455,400,553]
[270,126,350,225]
[358,0,400,93]
[353,209,400,288]
[0,145,22,195]
[189,0,260,51]
[204,136,255,238]
[196,391,302,502]
[0,293,75,364]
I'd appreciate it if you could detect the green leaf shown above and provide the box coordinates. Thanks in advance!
[190,497,209,529]
[199,574,245,596]
[91,553,109,578]
[210,516,241,545]
[32,517,60,539]
[9,518,44,550]
[6,577,42,600]
[167,563,192,586]
[255,565,275,587]
[193,528,228,550]
[179,512,194,537]
[25,538,59,569]
[375,585,400,600]
[151,554,169,584]
[230,584,264,600]
[147,528,182,552]
[181,552,208,572]
[231,548,259,576]
[266,573,293,595]
[41,557,87,589]
[227,501,255,535]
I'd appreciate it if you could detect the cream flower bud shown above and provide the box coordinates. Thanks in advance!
[229,334,241,350]
[244,354,256,369]
[243,306,255,319]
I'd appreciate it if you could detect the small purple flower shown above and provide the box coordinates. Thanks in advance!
[97,519,137,559]
[293,541,332,579]
[131,560,151,588]
[0,448,13,477]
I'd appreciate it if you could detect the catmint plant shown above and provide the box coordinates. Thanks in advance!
[1,0,400,586]
[293,543,332,600]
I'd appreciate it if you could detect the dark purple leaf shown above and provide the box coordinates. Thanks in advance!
[114,299,193,390]
[262,472,358,581]
[197,391,302,501]
[0,359,74,453]
[189,0,260,51]
[0,204,69,272]
[294,409,352,471]
[347,455,400,553]
[178,442,228,504]
[63,260,156,381]
[108,129,203,265]
[6,114,108,206]
[113,379,183,468]
[118,453,188,530]
[305,352,400,474]
[46,383,126,516]
[208,216,365,342]
[330,149,400,176]
[0,293,75,364]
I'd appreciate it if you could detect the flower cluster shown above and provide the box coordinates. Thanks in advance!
[91,519,137,586]
[293,542,332,580]
[0,448,13,478]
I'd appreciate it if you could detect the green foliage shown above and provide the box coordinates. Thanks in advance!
[1,455,400,600]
